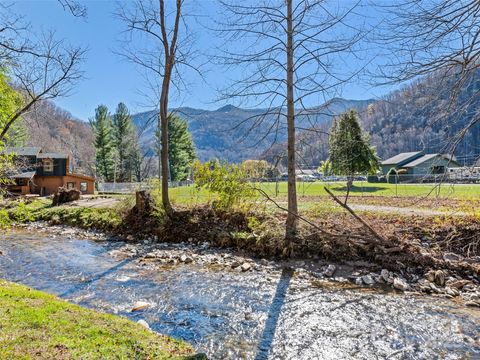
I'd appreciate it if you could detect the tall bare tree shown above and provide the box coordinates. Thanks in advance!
[217,0,366,245]
[0,5,85,143]
[57,0,87,18]
[117,0,196,217]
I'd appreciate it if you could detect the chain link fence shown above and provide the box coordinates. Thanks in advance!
[97,173,480,200]
[97,180,194,194]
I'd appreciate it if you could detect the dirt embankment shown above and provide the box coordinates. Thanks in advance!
[120,203,479,273]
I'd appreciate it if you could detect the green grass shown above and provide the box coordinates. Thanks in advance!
[0,280,203,360]
[36,206,123,231]
[166,181,480,204]
[0,199,122,231]
[257,181,480,199]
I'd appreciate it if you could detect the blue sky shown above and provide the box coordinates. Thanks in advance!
[13,0,393,121]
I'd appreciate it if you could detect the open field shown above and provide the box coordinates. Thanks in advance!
[0,280,200,359]
[168,181,480,200]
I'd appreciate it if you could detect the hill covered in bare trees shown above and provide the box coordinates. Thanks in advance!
[132,98,371,163]
[23,101,95,176]
[21,69,480,172]
[265,70,480,168]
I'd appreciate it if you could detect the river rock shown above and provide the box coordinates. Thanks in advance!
[131,301,150,312]
[137,319,151,330]
[180,254,193,263]
[446,279,471,290]
[466,293,480,302]
[380,269,390,282]
[443,252,463,262]
[445,287,460,297]
[425,270,436,282]
[240,262,252,272]
[434,270,446,287]
[362,275,375,285]
[355,278,363,286]
[429,282,443,294]
[324,264,336,277]
[465,301,480,308]
[393,278,410,291]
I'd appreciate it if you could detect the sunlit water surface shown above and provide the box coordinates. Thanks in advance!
[0,230,478,359]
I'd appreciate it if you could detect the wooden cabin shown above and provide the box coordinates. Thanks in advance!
[4,147,95,196]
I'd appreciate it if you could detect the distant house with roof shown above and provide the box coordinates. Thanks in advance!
[3,147,95,196]
[381,151,461,179]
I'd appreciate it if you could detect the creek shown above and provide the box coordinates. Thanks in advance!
[0,229,478,359]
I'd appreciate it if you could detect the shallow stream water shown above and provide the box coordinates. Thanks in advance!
[0,230,479,359]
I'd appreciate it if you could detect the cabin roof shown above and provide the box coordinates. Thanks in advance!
[381,151,423,166]
[402,154,460,168]
[3,147,42,156]
[9,171,36,179]
[37,152,68,159]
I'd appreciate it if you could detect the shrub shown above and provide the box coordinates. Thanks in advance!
[10,201,35,223]
[0,209,11,229]
[192,160,257,211]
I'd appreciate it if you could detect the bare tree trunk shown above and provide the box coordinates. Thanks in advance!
[160,74,173,217]
[217,0,365,245]
[285,0,298,240]
[158,0,181,218]
[117,0,188,217]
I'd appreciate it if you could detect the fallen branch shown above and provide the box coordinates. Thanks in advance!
[254,187,372,242]
[324,186,388,246]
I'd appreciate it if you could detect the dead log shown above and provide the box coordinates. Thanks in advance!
[135,190,154,216]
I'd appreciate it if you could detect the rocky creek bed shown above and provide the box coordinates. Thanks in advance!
[0,225,479,359]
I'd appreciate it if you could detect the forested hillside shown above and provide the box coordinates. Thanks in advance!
[364,70,480,164]
[265,70,480,168]
[20,70,480,171]
[132,98,370,163]
[22,101,95,176]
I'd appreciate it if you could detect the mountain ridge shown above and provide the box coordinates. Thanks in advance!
[132,98,372,163]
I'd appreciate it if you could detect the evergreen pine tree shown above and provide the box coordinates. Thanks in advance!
[155,114,196,182]
[328,109,379,189]
[112,103,141,181]
[90,105,115,181]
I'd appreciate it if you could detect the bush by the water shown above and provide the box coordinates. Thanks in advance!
[192,160,257,211]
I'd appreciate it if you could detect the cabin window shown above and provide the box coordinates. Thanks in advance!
[431,165,445,174]
[67,182,75,190]
[43,158,53,172]
[80,182,87,192]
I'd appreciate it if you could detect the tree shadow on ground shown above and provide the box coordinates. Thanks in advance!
[59,244,138,298]
[255,267,293,360]
[330,185,388,193]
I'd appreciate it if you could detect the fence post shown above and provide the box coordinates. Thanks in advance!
[395,175,398,197]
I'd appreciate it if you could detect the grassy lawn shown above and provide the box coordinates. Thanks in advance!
[0,280,202,360]
[257,181,480,199]
[166,181,480,205]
